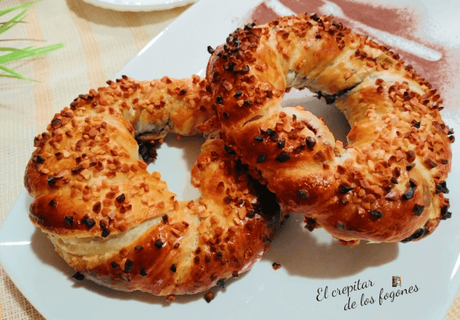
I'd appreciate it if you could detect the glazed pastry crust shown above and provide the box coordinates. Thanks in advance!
[25,76,213,237]
[24,75,280,295]
[206,14,453,245]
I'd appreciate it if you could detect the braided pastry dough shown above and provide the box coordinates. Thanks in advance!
[25,75,280,296]
[206,14,453,245]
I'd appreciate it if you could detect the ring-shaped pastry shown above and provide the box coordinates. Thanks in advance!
[25,75,281,296]
[206,14,453,245]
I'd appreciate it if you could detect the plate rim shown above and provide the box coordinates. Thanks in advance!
[80,0,197,12]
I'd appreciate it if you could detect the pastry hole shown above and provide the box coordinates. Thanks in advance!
[282,88,350,145]
[146,135,204,201]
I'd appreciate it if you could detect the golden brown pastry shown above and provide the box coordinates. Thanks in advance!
[24,75,281,296]
[206,14,453,245]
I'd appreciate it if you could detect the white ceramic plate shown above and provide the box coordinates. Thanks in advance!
[81,0,197,12]
[2,0,460,319]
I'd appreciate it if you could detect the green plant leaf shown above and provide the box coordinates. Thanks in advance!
[0,44,65,64]
[0,0,37,17]
[0,0,64,81]
[0,63,34,80]
[0,9,27,35]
